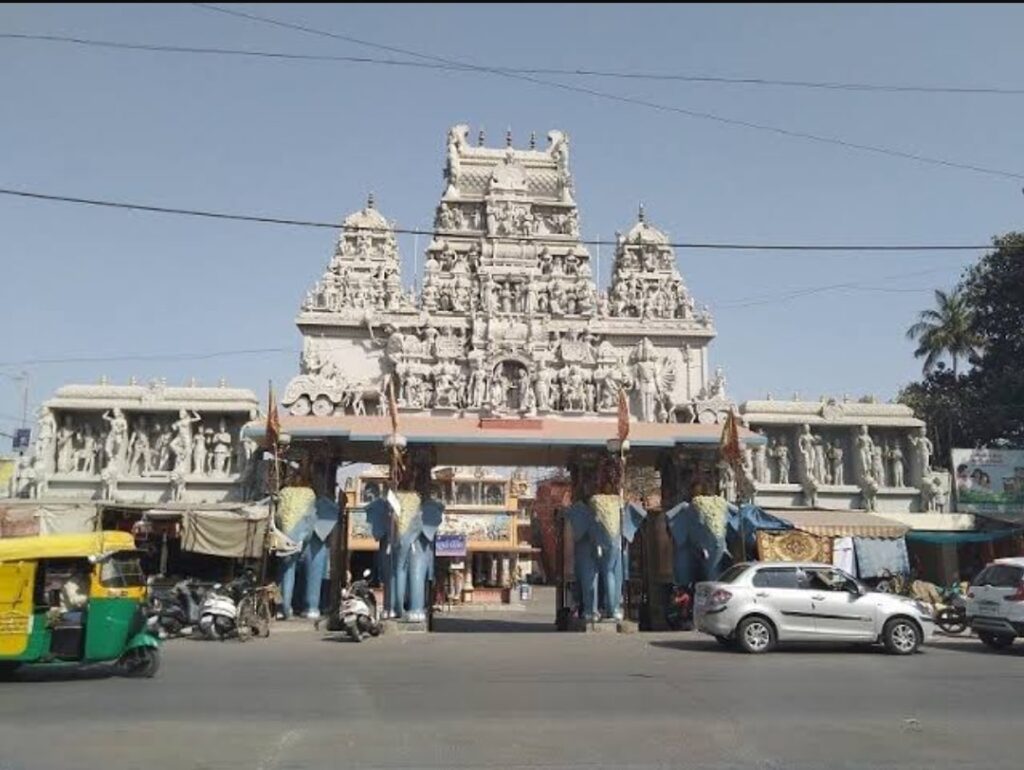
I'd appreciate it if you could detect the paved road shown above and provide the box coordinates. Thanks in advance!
[1,608,1021,770]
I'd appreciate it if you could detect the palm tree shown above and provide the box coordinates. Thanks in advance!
[905,288,979,377]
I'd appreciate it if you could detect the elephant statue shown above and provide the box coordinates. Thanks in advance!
[664,495,733,587]
[564,494,647,622]
[276,485,316,620]
[366,489,445,622]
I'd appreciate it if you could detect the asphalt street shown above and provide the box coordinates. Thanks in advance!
[1,602,1021,770]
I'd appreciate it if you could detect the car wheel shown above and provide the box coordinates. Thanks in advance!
[883,617,921,655]
[736,616,775,654]
[978,631,1015,650]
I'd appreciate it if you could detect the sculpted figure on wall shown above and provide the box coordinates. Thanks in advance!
[797,424,816,484]
[828,440,845,485]
[36,408,57,474]
[771,438,791,484]
[102,407,129,472]
[888,441,905,488]
[211,419,234,477]
[170,409,202,474]
[909,427,933,482]
[55,415,76,474]
[128,416,152,475]
[75,425,98,475]
[871,444,886,487]
[192,425,209,476]
[855,425,875,484]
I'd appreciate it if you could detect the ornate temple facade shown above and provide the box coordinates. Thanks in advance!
[284,126,728,428]
[8,379,261,505]
[5,125,955,524]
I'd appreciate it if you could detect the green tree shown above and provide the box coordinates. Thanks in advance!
[899,233,1024,450]
[905,288,979,377]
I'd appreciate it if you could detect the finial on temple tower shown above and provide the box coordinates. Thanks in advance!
[367,191,375,209]
[505,127,513,147]
[638,202,645,223]
[529,131,536,150]
[478,128,485,147]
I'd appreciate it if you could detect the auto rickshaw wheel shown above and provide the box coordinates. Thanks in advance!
[118,646,160,679]
[0,662,22,680]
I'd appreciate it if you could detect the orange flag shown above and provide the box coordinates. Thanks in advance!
[617,388,630,442]
[265,380,281,449]
[720,408,741,467]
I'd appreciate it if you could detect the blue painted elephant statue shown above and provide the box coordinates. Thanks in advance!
[276,486,317,619]
[663,495,734,586]
[564,495,647,622]
[366,490,445,622]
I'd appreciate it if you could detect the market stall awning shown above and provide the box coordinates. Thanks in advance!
[767,509,909,539]
[906,528,1024,545]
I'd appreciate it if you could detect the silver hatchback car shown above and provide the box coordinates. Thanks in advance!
[695,562,935,655]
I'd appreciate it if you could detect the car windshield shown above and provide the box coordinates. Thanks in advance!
[972,564,1023,588]
[716,564,751,584]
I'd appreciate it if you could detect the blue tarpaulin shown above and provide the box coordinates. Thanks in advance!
[905,528,1024,545]
[727,504,793,555]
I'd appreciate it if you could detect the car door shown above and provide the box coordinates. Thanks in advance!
[750,567,816,640]
[969,564,1023,621]
[805,567,876,640]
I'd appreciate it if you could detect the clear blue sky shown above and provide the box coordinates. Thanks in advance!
[2,4,1023,441]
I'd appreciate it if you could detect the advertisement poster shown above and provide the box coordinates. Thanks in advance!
[952,448,1024,517]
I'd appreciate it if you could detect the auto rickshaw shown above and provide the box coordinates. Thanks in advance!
[0,531,160,678]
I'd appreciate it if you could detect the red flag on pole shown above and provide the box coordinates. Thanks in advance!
[265,380,281,449]
[617,388,630,443]
[720,408,742,467]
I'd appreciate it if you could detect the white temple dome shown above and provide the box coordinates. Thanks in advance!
[343,194,391,231]
[624,205,669,245]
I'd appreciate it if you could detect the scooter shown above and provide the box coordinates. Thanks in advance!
[341,569,381,643]
[198,583,239,641]
[147,579,206,639]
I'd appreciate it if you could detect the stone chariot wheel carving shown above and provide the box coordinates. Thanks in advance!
[312,396,335,417]
[289,395,312,416]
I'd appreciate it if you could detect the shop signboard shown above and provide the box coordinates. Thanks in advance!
[952,448,1024,518]
[436,534,467,558]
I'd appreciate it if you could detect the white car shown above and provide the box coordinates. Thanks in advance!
[965,557,1024,650]
[694,562,935,655]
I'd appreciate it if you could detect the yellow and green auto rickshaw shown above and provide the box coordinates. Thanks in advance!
[0,531,160,678]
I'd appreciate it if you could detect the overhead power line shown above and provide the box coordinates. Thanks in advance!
[5,32,1024,96]
[0,187,1000,253]
[0,347,295,367]
[192,4,1024,182]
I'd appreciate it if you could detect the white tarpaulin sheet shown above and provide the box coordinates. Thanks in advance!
[180,505,270,559]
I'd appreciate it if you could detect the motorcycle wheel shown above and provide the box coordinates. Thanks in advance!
[936,608,967,635]
[236,597,255,643]
[347,623,363,643]
[198,616,217,640]
[214,615,235,641]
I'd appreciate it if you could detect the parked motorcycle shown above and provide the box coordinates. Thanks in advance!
[341,569,381,643]
[198,569,264,641]
[665,584,694,631]
[146,579,206,639]
[935,583,969,635]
